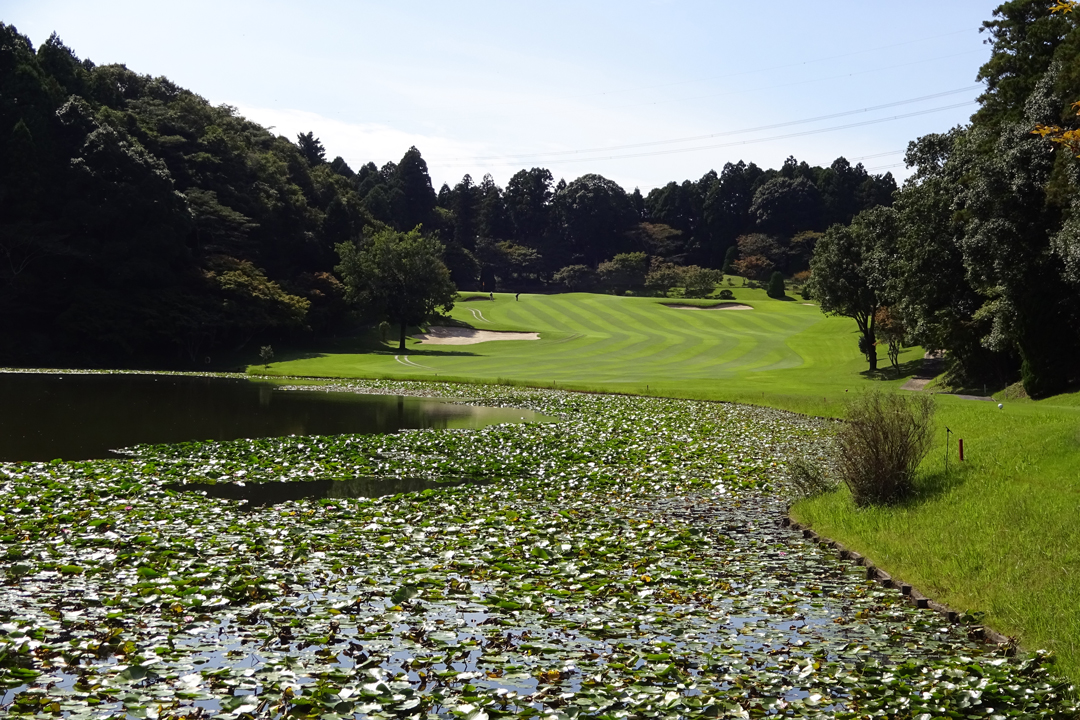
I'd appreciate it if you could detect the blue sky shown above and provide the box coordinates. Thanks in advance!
[4,1,1000,192]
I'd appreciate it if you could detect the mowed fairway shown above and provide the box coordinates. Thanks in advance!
[265,287,921,409]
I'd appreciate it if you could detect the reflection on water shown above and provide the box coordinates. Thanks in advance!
[0,373,545,462]
[166,475,490,507]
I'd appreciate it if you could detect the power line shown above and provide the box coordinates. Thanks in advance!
[865,162,907,173]
[553,102,974,164]
[594,49,986,115]
[446,87,979,163]
[849,150,905,162]
[500,27,980,108]
[441,102,974,168]
[442,101,973,167]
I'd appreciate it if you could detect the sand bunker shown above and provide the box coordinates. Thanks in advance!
[664,302,753,311]
[415,326,539,345]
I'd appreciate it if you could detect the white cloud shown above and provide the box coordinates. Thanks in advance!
[233,105,498,188]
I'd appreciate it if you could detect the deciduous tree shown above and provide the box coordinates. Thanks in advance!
[683,266,722,298]
[645,258,685,296]
[335,228,456,351]
[750,177,824,238]
[874,307,905,378]
[597,252,648,294]
[552,264,596,292]
[807,207,897,372]
[556,174,637,266]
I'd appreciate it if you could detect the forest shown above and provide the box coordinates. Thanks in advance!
[2,0,1079,398]
[0,22,894,368]
[807,0,1080,396]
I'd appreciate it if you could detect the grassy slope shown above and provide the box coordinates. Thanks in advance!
[793,392,1080,679]
[264,287,1080,681]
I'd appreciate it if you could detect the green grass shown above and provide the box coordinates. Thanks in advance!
[263,286,1080,682]
[792,390,1080,680]
[263,287,922,415]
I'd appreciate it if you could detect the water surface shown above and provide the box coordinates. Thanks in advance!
[0,372,541,461]
[165,474,492,506]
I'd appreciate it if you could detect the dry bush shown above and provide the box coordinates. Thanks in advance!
[837,391,935,506]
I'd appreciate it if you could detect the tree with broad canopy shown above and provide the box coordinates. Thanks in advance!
[807,206,898,372]
[336,228,456,351]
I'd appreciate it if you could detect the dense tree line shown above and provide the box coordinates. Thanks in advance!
[431,157,895,293]
[0,26,370,366]
[809,0,1080,396]
[0,23,896,368]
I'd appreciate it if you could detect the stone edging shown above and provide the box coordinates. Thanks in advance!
[781,516,1013,651]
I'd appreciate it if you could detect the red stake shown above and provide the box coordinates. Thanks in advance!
[959,438,964,462]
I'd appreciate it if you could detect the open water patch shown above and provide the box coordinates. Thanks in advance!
[165,475,491,507]
[0,371,543,461]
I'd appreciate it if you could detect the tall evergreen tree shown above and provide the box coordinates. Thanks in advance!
[296,131,326,165]
[393,146,437,232]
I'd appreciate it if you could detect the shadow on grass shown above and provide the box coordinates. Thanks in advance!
[858,358,926,382]
[828,466,970,510]
[894,465,972,507]
[940,379,1013,398]
[275,351,329,362]
[289,345,480,358]
[380,347,479,357]
[248,332,483,366]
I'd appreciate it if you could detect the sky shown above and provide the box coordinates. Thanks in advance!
[3,1,1002,193]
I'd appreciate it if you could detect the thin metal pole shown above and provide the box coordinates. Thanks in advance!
[945,427,951,475]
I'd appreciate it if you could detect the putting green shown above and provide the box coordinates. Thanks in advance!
[264,286,921,413]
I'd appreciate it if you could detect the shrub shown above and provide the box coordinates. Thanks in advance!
[644,258,685,296]
[766,271,786,299]
[718,289,735,300]
[597,252,648,294]
[682,266,722,298]
[722,246,738,275]
[836,391,935,506]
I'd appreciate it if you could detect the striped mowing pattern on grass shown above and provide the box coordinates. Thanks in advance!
[266,288,904,401]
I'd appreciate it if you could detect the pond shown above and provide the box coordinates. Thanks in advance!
[0,372,544,462]
[0,380,1073,718]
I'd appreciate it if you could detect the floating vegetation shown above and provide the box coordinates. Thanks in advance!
[0,380,1075,718]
